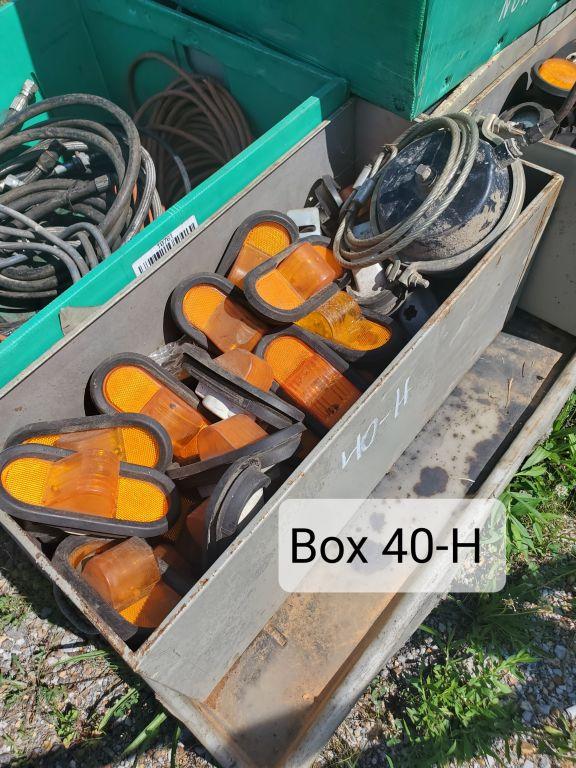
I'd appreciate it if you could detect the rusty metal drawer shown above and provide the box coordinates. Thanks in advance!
[0,96,565,767]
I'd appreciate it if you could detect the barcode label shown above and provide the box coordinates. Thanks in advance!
[132,215,198,276]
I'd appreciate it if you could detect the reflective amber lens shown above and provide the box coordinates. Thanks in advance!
[538,57,576,91]
[181,284,267,352]
[43,449,119,519]
[277,243,337,298]
[244,221,292,254]
[27,426,161,468]
[228,243,270,288]
[214,349,274,391]
[82,537,160,611]
[103,365,209,462]
[298,292,392,351]
[311,243,344,279]
[262,336,361,428]
[119,581,181,628]
[197,414,267,460]
[1,455,168,523]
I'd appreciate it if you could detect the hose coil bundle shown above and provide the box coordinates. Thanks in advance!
[0,93,161,309]
[129,52,252,207]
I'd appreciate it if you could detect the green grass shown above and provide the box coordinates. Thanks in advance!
[0,592,29,630]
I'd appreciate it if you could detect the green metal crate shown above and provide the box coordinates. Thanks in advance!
[172,0,569,117]
[0,0,346,388]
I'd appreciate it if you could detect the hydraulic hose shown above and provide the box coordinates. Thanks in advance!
[0,91,162,311]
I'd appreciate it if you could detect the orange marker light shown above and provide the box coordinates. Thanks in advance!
[197,414,267,460]
[228,220,294,288]
[102,365,209,461]
[43,450,120,519]
[214,349,274,391]
[254,243,337,311]
[181,284,267,352]
[537,57,576,91]
[297,292,392,351]
[262,335,361,428]
[82,537,160,611]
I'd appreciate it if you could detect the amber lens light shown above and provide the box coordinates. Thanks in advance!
[181,284,267,352]
[298,292,392,351]
[82,537,160,611]
[262,336,361,428]
[43,450,120,519]
[103,365,209,461]
[214,349,274,391]
[26,425,161,468]
[1,455,169,523]
[228,221,293,287]
[538,57,576,91]
[254,243,337,311]
[197,414,267,460]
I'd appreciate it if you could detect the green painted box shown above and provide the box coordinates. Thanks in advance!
[0,0,346,388]
[174,0,569,117]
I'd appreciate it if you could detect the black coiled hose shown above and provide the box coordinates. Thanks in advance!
[0,93,161,311]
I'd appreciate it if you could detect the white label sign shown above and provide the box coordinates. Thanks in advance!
[132,215,198,276]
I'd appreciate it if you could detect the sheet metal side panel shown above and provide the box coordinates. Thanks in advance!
[518,142,576,335]
[135,169,561,701]
[282,349,576,768]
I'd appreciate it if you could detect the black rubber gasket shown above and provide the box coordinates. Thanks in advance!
[167,422,304,489]
[216,211,299,278]
[303,310,405,367]
[53,536,144,642]
[5,413,173,472]
[170,272,262,352]
[90,352,200,416]
[243,237,340,324]
[181,341,304,429]
[0,444,179,537]
[254,326,367,436]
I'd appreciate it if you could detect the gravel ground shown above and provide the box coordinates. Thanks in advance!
[1,524,574,768]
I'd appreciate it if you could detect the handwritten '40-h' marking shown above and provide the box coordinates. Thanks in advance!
[341,377,411,469]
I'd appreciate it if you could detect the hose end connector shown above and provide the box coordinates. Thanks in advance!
[9,78,38,113]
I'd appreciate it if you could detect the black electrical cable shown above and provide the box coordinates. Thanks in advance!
[128,51,252,207]
[0,91,162,312]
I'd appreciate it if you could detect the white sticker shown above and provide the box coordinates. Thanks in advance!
[132,215,198,276]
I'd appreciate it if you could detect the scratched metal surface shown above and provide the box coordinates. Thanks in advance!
[372,313,576,500]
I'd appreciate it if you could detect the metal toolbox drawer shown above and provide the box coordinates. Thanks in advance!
[0,97,563,767]
[431,5,576,337]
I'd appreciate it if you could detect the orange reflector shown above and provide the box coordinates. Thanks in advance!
[82,537,160,611]
[228,221,294,287]
[253,242,338,312]
[298,292,392,351]
[311,243,345,279]
[214,349,275,391]
[537,57,576,91]
[103,365,209,461]
[181,284,267,352]
[43,449,119,519]
[24,424,162,469]
[119,581,181,628]
[1,455,168,523]
[262,336,361,428]
[183,498,210,558]
[197,414,267,460]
